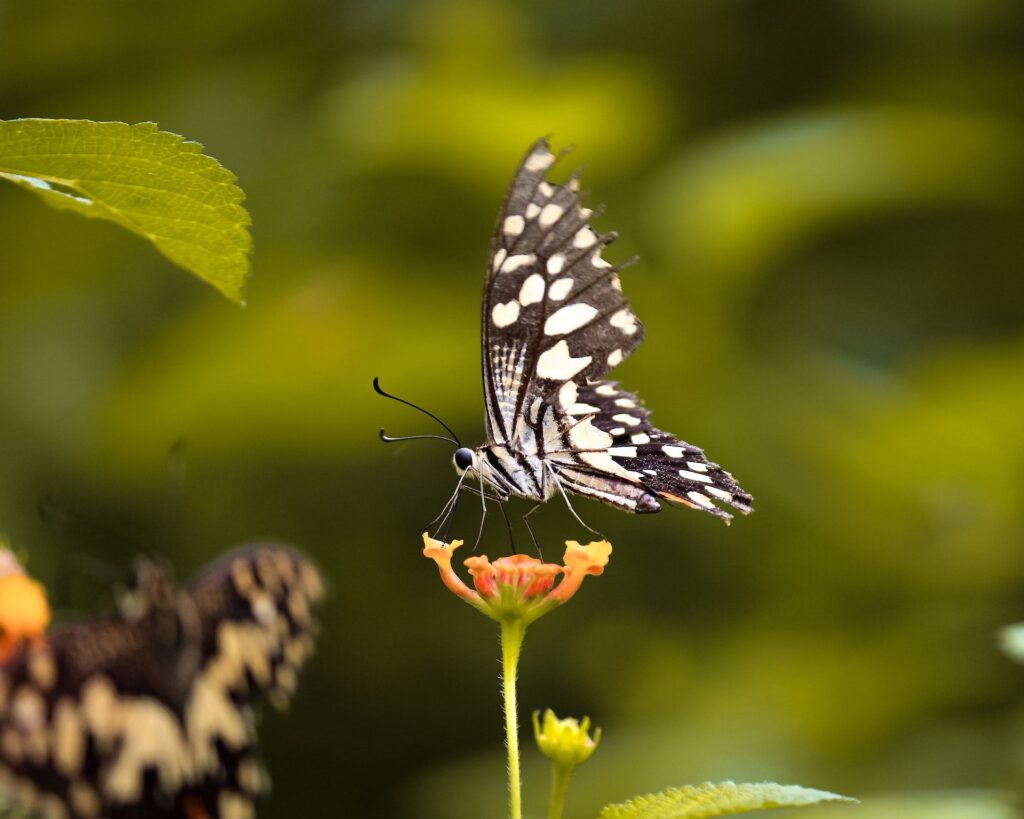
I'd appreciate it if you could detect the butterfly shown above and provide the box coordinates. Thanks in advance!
[378,138,752,538]
[0,545,324,819]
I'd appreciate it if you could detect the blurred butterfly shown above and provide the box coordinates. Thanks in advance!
[0,545,324,819]
[377,139,752,540]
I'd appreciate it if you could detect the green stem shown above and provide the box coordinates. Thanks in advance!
[547,762,572,819]
[501,617,527,819]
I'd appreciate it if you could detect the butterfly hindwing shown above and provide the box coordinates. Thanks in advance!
[543,381,753,520]
[0,545,324,819]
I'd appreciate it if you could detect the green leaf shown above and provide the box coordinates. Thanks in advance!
[0,119,252,301]
[598,781,855,819]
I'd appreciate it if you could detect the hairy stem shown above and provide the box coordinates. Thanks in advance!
[547,761,572,819]
[501,617,526,819]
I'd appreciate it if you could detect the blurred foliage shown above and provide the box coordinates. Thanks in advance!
[1,0,1024,817]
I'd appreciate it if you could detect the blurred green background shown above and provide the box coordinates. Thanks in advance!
[2,1,1024,816]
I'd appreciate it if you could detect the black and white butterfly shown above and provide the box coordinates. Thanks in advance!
[0,546,324,819]
[379,138,751,536]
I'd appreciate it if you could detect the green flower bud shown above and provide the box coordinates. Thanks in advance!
[533,709,601,768]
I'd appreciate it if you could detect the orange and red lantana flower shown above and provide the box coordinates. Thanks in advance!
[422,533,611,625]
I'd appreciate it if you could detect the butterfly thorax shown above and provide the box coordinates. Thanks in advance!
[454,444,556,503]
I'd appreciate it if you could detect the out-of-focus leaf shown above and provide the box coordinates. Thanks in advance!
[94,262,479,474]
[999,624,1024,664]
[325,0,668,187]
[0,119,251,301]
[598,781,854,818]
[647,108,1024,284]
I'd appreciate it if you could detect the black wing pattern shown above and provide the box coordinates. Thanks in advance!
[550,381,753,520]
[482,139,752,520]
[0,545,324,819]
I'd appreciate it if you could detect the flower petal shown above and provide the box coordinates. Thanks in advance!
[549,540,613,603]
[422,532,479,603]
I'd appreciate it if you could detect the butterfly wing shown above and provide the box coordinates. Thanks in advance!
[481,139,644,450]
[482,139,752,520]
[547,381,754,520]
[0,545,324,819]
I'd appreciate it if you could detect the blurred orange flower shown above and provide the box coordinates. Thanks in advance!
[0,548,50,662]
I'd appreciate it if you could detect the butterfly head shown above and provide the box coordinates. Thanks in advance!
[451,445,512,501]
[453,447,475,472]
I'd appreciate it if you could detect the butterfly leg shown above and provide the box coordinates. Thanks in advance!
[451,483,516,552]
[429,471,469,538]
[549,465,605,539]
[473,469,489,551]
[522,501,544,557]
[497,499,517,553]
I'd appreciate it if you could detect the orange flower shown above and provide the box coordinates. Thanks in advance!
[422,533,611,624]
[0,548,51,663]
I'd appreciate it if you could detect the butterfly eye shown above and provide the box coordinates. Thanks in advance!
[454,448,474,471]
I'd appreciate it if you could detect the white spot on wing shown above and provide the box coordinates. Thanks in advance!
[610,309,638,335]
[593,252,611,269]
[612,413,640,426]
[558,381,578,409]
[706,486,734,501]
[503,215,525,236]
[630,432,650,444]
[501,253,536,273]
[491,300,520,328]
[539,203,564,227]
[679,469,712,484]
[539,182,555,197]
[573,228,597,249]
[607,349,623,367]
[662,445,685,458]
[608,446,638,457]
[687,491,716,509]
[492,248,506,272]
[545,303,598,335]
[519,273,545,305]
[547,254,566,274]
[686,461,708,472]
[569,418,614,449]
[595,384,617,396]
[537,340,591,380]
[578,451,642,481]
[526,202,540,219]
[525,151,555,172]
[608,426,625,435]
[614,397,636,408]
[569,402,599,415]
[549,277,573,300]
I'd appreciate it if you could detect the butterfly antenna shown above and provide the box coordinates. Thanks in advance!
[373,377,461,447]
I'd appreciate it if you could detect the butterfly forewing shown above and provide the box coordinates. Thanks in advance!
[482,139,644,449]
[0,545,324,819]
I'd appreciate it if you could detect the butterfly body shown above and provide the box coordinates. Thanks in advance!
[461,140,753,522]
